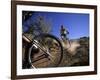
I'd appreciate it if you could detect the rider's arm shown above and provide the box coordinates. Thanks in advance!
[67,30,69,34]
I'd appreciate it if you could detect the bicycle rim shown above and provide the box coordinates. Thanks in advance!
[28,34,63,68]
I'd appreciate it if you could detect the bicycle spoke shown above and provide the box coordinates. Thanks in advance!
[32,54,47,63]
[33,41,54,58]
[28,34,63,68]
[48,56,55,64]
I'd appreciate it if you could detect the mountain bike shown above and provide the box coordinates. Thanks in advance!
[22,33,64,69]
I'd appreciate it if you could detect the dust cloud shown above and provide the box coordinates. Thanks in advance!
[62,40,80,55]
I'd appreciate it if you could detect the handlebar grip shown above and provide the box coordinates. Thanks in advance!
[22,34,32,43]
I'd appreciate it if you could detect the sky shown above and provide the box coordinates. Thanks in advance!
[23,11,89,39]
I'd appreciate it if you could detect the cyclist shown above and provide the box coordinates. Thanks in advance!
[60,25,69,40]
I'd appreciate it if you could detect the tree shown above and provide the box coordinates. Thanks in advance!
[25,15,52,36]
[36,16,52,33]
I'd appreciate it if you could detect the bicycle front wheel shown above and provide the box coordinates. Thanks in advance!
[28,34,63,68]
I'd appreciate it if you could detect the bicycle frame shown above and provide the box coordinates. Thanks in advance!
[23,34,56,68]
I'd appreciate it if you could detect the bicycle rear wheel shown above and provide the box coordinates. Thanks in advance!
[28,34,63,68]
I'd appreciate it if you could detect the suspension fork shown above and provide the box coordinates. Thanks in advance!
[22,34,32,68]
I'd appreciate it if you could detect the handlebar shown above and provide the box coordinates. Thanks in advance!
[22,34,32,43]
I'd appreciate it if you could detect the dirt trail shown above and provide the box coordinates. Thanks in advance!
[62,40,80,55]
